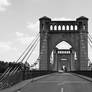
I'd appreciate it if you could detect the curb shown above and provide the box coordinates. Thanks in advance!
[71,73,92,82]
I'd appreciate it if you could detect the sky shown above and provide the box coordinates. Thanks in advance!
[0,0,92,65]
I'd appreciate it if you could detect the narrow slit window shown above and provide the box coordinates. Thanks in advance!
[42,24,44,30]
[83,25,86,30]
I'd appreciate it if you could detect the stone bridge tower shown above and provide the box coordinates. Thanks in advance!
[39,16,88,71]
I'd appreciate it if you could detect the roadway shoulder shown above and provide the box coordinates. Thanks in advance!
[71,73,92,82]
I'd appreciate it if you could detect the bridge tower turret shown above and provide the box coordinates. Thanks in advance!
[39,16,51,70]
[77,16,88,70]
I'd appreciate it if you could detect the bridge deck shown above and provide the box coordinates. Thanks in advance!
[1,73,92,92]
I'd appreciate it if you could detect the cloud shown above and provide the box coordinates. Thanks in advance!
[16,31,36,45]
[0,41,17,53]
[16,32,24,37]
[18,36,35,45]
[27,21,39,33]
[0,0,11,11]
[0,41,21,62]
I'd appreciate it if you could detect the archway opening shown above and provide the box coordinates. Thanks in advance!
[56,41,72,49]
[50,41,77,72]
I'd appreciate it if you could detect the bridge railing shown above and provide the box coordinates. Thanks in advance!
[22,70,56,80]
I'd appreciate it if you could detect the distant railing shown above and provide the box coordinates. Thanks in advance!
[57,50,71,54]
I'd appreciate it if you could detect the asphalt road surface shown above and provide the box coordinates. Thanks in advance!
[1,73,92,92]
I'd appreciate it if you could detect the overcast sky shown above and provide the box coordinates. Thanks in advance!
[0,0,92,64]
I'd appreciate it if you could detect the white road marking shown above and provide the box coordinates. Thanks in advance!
[17,89,21,92]
[17,90,21,92]
[61,88,63,92]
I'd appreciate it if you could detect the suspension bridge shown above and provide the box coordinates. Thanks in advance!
[1,16,92,92]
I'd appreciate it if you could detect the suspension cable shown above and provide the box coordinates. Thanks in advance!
[0,67,10,79]
[88,39,92,48]
[24,37,39,62]
[0,65,21,86]
[0,33,39,80]
[16,33,39,63]
[19,35,40,63]
[89,33,92,40]
[88,34,92,44]
[0,33,40,87]
[30,59,39,67]
[0,33,40,85]
[0,67,13,82]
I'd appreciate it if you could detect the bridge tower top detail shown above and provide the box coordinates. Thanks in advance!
[39,16,88,33]
[39,16,88,71]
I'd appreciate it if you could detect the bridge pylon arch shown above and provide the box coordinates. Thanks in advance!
[39,16,88,71]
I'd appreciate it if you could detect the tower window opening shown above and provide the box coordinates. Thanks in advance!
[66,25,69,30]
[62,25,65,30]
[71,25,73,30]
[54,25,57,30]
[75,25,78,30]
[58,25,61,30]
[50,25,53,30]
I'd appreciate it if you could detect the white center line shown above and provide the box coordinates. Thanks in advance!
[61,88,63,92]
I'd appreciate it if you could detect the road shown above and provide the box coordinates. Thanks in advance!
[1,73,92,92]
